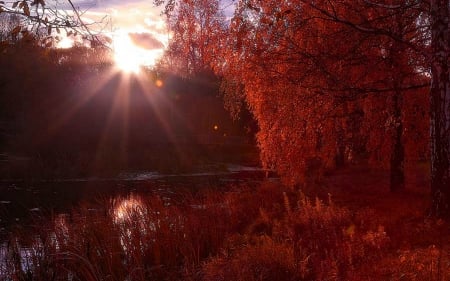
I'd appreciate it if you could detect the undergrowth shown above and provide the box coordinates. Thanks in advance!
[0,181,447,280]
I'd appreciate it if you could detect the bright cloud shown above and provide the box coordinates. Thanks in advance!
[128,32,164,50]
[67,0,167,66]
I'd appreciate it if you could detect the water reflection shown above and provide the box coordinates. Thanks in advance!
[0,238,40,276]
[111,194,156,256]
[1,194,153,277]
[113,194,146,224]
[51,214,69,250]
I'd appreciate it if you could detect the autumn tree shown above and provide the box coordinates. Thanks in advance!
[158,0,448,215]
[155,0,226,76]
[216,0,354,184]
[349,1,430,191]
[212,0,428,190]
[293,0,448,214]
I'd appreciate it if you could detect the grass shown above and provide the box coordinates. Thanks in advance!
[1,164,449,280]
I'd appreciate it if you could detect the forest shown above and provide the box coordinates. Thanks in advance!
[0,0,449,280]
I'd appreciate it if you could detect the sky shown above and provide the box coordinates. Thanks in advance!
[47,0,235,67]
[49,0,168,66]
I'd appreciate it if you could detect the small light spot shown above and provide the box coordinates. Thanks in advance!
[213,125,219,130]
[155,79,163,87]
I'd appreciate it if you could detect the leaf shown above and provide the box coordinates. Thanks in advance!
[12,1,19,8]
[47,25,51,35]
[56,27,60,34]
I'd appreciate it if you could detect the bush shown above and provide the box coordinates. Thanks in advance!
[203,190,389,281]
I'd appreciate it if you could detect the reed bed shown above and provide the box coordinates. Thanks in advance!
[1,180,448,280]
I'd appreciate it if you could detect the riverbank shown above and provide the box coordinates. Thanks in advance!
[1,165,447,281]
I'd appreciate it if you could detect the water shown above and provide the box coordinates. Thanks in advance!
[0,167,274,278]
[0,167,269,238]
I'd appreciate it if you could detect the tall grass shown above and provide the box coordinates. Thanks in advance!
[1,181,447,280]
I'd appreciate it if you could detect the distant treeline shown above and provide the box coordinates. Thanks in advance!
[0,41,257,178]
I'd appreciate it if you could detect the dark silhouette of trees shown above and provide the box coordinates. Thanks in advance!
[0,36,253,178]
[429,0,450,217]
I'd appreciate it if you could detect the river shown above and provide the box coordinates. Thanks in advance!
[0,165,270,239]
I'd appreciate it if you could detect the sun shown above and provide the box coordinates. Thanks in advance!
[113,33,142,74]
[112,31,164,74]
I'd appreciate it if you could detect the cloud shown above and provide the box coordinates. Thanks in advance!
[128,32,164,50]
[46,0,167,52]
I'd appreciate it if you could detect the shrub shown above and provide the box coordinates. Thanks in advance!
[203,190,389,281]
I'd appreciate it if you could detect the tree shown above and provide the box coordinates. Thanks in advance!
[0,0,108,45]
[296,0,448,213]
[214,0,429,189]
[429,0,450,217]
[155,0,226,76]
[159,0,449,217]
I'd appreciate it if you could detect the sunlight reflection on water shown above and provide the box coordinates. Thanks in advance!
[113,194,146,224]
[112,194,156,253]
[51,214,69,251]
[0,168,268,277]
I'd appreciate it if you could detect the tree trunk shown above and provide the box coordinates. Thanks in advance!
[335,102,348,168]
[390,92,405,192]
[430,0,450,217]
[388,30,406,192]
